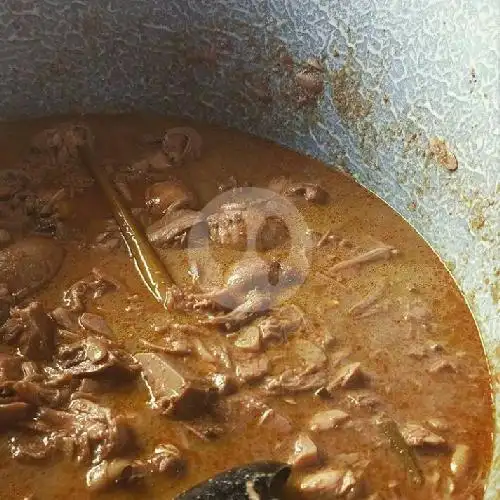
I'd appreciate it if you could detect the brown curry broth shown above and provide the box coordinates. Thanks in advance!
[0,114,493,499]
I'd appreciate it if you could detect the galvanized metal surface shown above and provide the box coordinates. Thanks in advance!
[0,0,498,496]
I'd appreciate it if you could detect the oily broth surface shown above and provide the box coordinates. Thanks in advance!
[0,114,493,499]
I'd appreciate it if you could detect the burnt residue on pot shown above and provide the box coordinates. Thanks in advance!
[427,137,459,171]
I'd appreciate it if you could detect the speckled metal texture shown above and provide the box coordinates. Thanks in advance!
[0,0,498,495]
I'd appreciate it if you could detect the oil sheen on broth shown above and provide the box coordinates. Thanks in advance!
[0,115,493,499]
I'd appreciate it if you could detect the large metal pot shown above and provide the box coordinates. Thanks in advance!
[0,1,498,496]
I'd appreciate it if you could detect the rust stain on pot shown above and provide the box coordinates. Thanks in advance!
[427,137,458,171]
[330,64,372,122]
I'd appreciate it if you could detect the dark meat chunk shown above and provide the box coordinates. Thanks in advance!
[289,433,321,469]
[300,468,361,497]
[0,352,23,382]
[207,201,289,251]
[162,127,202,166]
[145,178,197,216]
[146,443,185,475]
[328,362,368,392]
[51,306,81,333]
[64,268,120,312]
[345,391,381,411]
[79,312,113,337]
[269,177,329,204]
[135,352,216,419]
[192,258,303,330]
[56,335,140,381]
[0,237,64,299]
[1,301,56,360]
[30,123,93,166]
[401,423,447,448]
[259,304,304,343]
[146,209,205,247]
[12,380,69,408]
[0,401,33,425]
[264,368,326,394]
[67,398,136,463]
[236,355,270,383]
[86,459,145,491]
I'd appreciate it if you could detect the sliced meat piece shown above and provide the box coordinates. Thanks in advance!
[401,423,446,448]
[57,335,140,381]
[207,202,289,251]
[300,468,359,497]
[295,339,327,371]
[147,209,205,247]
[64,268,120,312]
[264,368,326,394]
[0,401,33,425]
[51,307,81,332]
[309,409,350,432]
[1,301,56,360]
[236,356,270,383]
[0,352,23,382]
[259,304,304,343]
[0,237,64,299]
[12,380,69,408]
[135,352,216,419]
[234,325,262,353]
[289,433,320,469]
[146,443,185,475]
[145,178,197,216]
[345,391,381,411]
[86,458,145,491]
[79,312,113,337]
[258,408,293,435]
[328,362,368,392]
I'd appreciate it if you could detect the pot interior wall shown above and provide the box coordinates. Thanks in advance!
[0,0,498,496]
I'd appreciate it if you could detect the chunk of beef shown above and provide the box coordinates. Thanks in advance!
[56,335,140,381]
[0,352,23,382]
[259,304,304,343]
[1,301,55,360]
[0,237,64,299]
[86,458,145,491]
[309,409,350,432]
[30,123,93,166]
[236,355,270,383]
[12,380,69,408]
[64,268,120,312]
[401,423,447,448]
[300,468,360,497]
[146,209,205,247]
[269,178,329,204]
[0,401,33,425]
[162,127,202,166]
[207,201,289,251]
[289,433,320,469]
[264,368,326,394]
[79,312,113,337]
[135,352,216,419]
[210,373,238,396]
[145,178,197,216]
[345,391,381,411]
[234,325,262,353]
[51,307,81,333]
[328,362,368,392]
[295,339,327,372]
